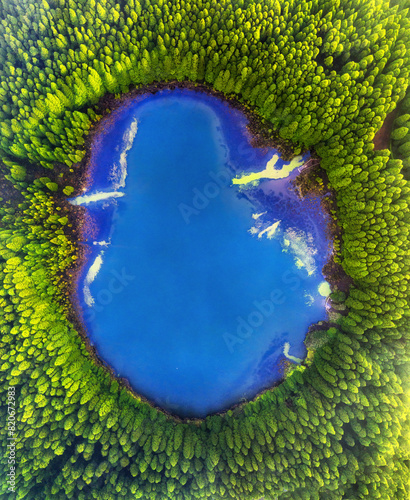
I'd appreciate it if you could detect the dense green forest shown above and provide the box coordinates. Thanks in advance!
[0,0,410,498]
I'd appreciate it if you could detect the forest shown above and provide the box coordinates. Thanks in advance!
[0,0,409,498]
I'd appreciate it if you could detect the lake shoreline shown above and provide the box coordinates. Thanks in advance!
[63,83,351,423]
[61,80,301,199]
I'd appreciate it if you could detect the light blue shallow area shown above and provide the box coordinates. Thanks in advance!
[75,89,330,418]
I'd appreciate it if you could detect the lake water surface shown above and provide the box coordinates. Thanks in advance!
[73,89,331,417]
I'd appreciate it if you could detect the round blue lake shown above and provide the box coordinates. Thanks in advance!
[73,89,331,418]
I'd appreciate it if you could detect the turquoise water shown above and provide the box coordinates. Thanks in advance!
[73,89,330,418]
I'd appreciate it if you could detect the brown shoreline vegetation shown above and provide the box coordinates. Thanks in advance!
[291,153,354,356]
[44,82,349,422]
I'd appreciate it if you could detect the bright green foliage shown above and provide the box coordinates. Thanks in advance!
[0,0,410,499]
[391,90,410,178]
[62,186,74,196]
